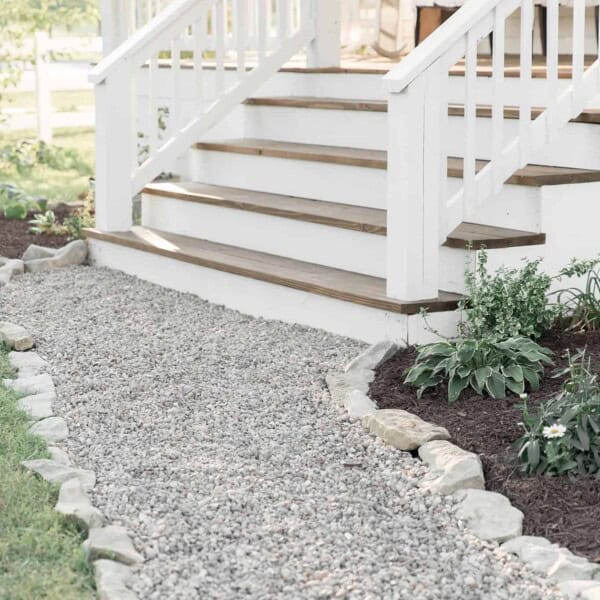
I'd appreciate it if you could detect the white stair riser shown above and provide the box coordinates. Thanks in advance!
[190,149,387,208]
[244,104,600,169]
[483,181,600,291]
[140,193,548,296]
[88,238,460,343]
[190,148,542,231]
[141,194,386,277]
[135,67,578,105]
[244,105,387,151]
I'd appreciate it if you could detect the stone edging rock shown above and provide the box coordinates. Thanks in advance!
[326,341,600,600]
[1,321,141,600]
[0,240,88,288]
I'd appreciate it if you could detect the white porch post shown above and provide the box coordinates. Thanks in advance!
[386,75,441,301]
[94,61,134,232]
[100,0,135,55]
[306,0,341,68]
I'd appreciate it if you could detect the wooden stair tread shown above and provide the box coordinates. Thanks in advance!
[85,227,460,315]
[245,96,600,124]
[144,181,386,234]
[194,138,600,186]
[281,54,598,79]
[145,181,545,249]
[446,222,545,249]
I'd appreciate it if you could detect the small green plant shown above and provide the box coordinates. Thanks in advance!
[405,336,553,403]
[518,350,600,476]
[459,249,558,340]
[61,192,95,240]
[3,202,27,220]
[554,257,600,332]
[28,209,61,235]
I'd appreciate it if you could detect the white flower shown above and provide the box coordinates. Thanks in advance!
[519,393,528,400]
[543,423,566,439]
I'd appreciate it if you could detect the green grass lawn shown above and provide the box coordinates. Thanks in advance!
[0,127,94,204]
[0,347,95,600]
[2,90,94,114]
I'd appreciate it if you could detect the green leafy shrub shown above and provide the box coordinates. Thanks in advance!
[0,140,90,175]
[459,249,558,340]
[554,257,600,332]
[518,350,600,476]
[3,202,27,220]
[405,337,553,403]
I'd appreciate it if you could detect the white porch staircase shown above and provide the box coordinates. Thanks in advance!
[88,0,600,343]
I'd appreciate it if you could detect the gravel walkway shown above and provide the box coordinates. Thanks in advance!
[0,267,564,600]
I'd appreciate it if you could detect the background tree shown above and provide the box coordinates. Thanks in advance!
[0,0,99,107]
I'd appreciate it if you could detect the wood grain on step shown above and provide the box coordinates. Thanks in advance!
[85,227,461,315]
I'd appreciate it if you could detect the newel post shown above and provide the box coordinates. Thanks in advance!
[306,0,341,68]
[386,74,441,302]
[93,61,134,232]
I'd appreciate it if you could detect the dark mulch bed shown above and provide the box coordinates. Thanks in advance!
[369,329,600,563]
[0,207,72,259]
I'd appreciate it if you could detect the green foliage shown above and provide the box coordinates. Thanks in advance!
[0,0,99,108]
[29,209,59,234]
[61,193,95,239]
[459,249,558,340]
[405,337,553,403]
[554,256,600,332]
[0,346,94,599]
[518,350,600,477]
[0,182,41,219]
[0,139,90,176]
[4,202,28,220]
[0,128,94,205]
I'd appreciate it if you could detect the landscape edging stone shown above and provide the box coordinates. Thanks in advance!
[6,322,141,599]
[327,340,600,596]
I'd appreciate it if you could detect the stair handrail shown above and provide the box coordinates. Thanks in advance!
[91,0,197,85]
[91,0,320,233]
[383,0,599,302]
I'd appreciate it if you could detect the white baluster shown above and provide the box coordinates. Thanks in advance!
[148,54,159,156]
[257,0,267,59]
[463,30,477,219]
[171,34,182,131]
[544,0,560,138]
[278,0,291,41]
[136,0,143,29]
[215,0,226,96]
[491,5,505,191]
[572,0,585,114]
[519,0,533,166]
[236,0,248,76]
[572,0,585,84]
[194,12,206,103]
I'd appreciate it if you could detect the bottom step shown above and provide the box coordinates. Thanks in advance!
[85,227,461,343]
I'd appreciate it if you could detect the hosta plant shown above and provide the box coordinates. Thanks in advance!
[28,210,61,235]
[518,350,600,477]
[405,337,553,403]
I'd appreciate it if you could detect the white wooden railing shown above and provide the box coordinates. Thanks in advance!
[384,0,600,301]
[91,0,338,232]
[102,0,376,53]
